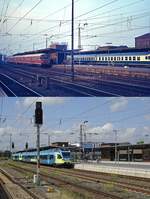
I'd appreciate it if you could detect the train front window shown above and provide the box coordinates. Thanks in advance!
[57,154,62,159]
[62,152,70,158]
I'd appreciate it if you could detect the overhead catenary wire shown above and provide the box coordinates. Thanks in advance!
[1,0,149,54]
[7,0,44,33]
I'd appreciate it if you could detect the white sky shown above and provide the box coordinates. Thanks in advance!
[0,97,150,151]
[0,0,150,55]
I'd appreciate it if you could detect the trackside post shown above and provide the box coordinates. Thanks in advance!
[35,102,43,186]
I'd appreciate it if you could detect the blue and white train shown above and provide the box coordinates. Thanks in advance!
[67,48,150,68]
[12,147,74,168]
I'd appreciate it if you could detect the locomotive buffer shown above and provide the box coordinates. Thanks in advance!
[35,101,43,186]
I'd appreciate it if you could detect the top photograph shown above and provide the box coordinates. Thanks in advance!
[0,0,150,97]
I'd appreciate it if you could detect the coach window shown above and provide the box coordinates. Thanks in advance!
[129,57,132,61]
[114,57,116,61]
[105,57,107,61]
[121,57,124,61]
[125,57,128,61]
[102,57,104,61]
[111,57,113,61]
[137,57,140,61]
[108,57,110,61]
[133,57,136,61]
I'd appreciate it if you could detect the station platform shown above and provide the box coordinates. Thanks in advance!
[74,161,150,178]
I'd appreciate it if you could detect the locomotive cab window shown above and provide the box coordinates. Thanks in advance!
[57,154,62,159]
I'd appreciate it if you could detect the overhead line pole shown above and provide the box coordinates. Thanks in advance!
[71,0,74,81]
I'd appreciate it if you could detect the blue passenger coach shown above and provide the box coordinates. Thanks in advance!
[67,48,150,68]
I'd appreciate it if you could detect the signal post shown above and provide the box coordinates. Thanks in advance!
[35,102,43,186]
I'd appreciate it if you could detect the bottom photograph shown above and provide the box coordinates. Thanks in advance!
[0,97,150,199]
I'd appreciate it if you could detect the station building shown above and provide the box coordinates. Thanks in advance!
[135,33,150,48]
[52,142,150,162]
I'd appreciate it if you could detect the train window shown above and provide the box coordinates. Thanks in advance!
[57,154,62,159]
[111,57,113,61]
[133,57,136,61]
[114,57,116,61]
[129,57,132,61]
[50,155,54,159]
[117,57,120,61]
[145,56,148,60]
[105,57,107,61]
[99,57,101,61]
[137,57,140,61]
[102,57,104,61]
[148,56,150,59]
[108,57,110,61]
[125,57,128,61]
[41,155,47,160]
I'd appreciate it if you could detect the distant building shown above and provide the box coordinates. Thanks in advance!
[51,142,69,147]
[135,33,150,48]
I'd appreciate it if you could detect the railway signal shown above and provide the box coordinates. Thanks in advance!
[34,101,43,186]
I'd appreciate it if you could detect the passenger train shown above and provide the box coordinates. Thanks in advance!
[6,48,150,68]
[67,48,150,68]
[12,147,74,168]
[6,53,52,67]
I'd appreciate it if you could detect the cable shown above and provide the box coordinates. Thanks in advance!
[7,0,44,33]
[8,0,25,17]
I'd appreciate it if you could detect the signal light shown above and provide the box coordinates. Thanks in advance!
[35,102,43,125]
[12,142,14,149]
[25,142,28,150]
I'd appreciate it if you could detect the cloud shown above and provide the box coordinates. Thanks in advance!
[110,98,128,112]
[22,97,66,107]
[144,114,150,121]
[88,123,114,135]
[119,128,136,142]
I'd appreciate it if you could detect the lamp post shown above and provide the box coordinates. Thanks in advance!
[78,23,88,50]
[80,121,88,160]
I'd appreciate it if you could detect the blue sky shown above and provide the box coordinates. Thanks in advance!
[0,0,150,54]
[0,97,150,151]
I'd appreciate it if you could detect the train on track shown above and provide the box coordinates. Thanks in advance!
[6,48,150,68]
[6,53,54,67]
[67,48,150,68]
[12,147,74,168]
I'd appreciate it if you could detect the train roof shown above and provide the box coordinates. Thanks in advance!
[13,47,63,56]
[12,145,70,154]
[68,48,150,55]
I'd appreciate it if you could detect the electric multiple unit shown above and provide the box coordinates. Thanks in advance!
[12,148,74,168]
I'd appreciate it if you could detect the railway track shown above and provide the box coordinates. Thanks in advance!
[0,73,42,96]
[8,65,150,96]
[0,178,12,199]
[1,67,120,96]
[7,162,124,199]
[8,162,150,199]
[1,64,150,96]
[0,168,37,199]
